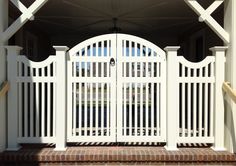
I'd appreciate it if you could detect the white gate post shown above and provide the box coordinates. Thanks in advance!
[5,46,22,151]
[54,46,69,151]
[210,46,228,151]
[164,46,180,151]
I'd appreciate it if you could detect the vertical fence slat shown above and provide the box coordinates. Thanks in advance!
[107,83,110,136]
[124,82,127,136]
[135,70,138,136]
[34,82,38,138]
[47,82,51,137]
[96,84,99,136]
[193,69,197,137]
[24,82,28,138]
[101,82,104,136]
[145,82,148,136]
[90,83,93,136]
[41,82,45,137]
[151,64,154,136]
[79,82,82,136]
[73,83,76,136]
[204,84,209,137]
[129,82,132,136]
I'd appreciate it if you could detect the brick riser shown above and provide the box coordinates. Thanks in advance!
[0,146,236,165]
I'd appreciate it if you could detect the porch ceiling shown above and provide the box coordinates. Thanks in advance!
[19,0,217,37]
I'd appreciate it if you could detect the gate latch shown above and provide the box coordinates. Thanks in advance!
[110,58,115,66]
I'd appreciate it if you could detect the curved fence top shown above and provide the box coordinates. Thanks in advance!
[68,33,166,59]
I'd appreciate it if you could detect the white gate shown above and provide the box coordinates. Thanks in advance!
[67,34,166,143]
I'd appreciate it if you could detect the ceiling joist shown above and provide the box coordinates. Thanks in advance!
[185,0,230,44]
[0,0,48,43]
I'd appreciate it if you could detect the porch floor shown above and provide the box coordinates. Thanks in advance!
[0,144,236,165]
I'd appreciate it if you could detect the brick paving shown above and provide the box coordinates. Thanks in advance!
[0,145,236,165]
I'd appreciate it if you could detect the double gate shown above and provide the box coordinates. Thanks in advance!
[67,34,166,142]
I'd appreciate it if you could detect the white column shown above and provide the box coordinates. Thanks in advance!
[5,46,22,151]
[0,0,8,152]
[54,46,69,151]
[224,0,236,153]
[210,47,227,151]
[164,46,180,151]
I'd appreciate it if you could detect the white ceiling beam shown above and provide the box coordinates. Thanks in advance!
[0,0,48,43]
[185,0,230,44]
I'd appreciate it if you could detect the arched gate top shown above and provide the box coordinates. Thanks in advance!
[68,33,166,60]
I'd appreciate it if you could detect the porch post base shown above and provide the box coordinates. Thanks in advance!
[6,146,21,151]
[164,145,179,151]
[54,147,67,151]
[211,146,226,151]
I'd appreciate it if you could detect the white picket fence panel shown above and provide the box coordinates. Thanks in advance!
[5,35,227,151]
[116,34,166,142]
[67,34,117,142]
[177,56,215,143]
[14,55,57,143]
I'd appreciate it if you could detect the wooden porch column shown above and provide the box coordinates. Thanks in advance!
[54,46,69,151]
[224,0,236,153]
[0,0,8,152]
[6,46,23,151]
[210,46,228,151]
[164,46,180,151]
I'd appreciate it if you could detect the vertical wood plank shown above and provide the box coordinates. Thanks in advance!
[18,82,22,138]
[145,82,148,136]
[47,82,51,137]
[204,84,209,137]
[24,75,28,137]
[35,82,39,138]
[90,83,93,136]
[129,82,132,136]
[124,83,127,136]
[73,83,76,136]
[79,82,82,136]
[181,83,185,137]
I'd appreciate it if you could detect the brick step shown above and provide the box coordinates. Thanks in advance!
[0,145,236,165]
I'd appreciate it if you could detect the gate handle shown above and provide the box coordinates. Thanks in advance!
[110,58,115,66]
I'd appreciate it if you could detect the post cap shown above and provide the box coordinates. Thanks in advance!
[164,46,180,51]
[53,46,69,52]
[4,46,23,51]
[209,46,228,52]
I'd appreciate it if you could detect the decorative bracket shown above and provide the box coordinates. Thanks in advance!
[0,0,48,43]
[185,0,230,44]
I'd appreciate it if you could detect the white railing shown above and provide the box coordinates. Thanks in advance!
[223,82,236,104]
[5,44,227,151]
[0,81,9,97]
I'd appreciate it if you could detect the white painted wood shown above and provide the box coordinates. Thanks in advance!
[41,82,45,137]
[54,46,69,151]
[199,82,203,137]
[185,0,230,43]
[0,0,8,152]
[210,46,228,151]
[5,46,22,151]
[116,34,166,142]
[164,46,180,151]
[18,82,22,138]
[0,0,48,43]
[10,0,34,20]
[224,0,236,153]
[67,34,117,142]
[47,82,51,137]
